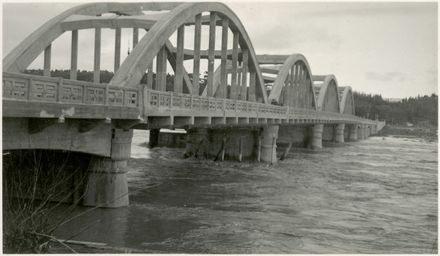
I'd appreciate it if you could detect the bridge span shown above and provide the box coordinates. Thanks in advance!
[3,2,384,207]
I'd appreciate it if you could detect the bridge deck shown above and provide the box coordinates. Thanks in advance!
[3,72,375,129]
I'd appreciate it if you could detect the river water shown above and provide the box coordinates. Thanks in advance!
[54,130,438,253]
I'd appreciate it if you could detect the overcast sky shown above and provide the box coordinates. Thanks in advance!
[2,1,438,98]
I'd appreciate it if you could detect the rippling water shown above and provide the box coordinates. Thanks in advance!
[54,130,438,253]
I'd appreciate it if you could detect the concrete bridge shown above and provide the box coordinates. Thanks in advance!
[3,2,384,208]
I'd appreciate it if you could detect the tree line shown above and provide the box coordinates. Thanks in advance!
[25,69,437,126]
[354,91,437,126]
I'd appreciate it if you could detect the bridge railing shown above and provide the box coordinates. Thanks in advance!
[145,88,376,125]
[3,72,376,125]
[3,72,141,108]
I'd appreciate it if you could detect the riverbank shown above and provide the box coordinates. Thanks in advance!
[376,125,437,142]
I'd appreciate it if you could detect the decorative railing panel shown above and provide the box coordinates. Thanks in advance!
[3,72,140,108]
[3,72,376,125]
[145,89,376,125]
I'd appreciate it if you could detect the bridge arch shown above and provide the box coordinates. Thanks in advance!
[110,2,268,102]
[258,54,316,110]
[3,2,180,73]
[338,86,355,115]
[312,75,340,113]
[4,2,269,103]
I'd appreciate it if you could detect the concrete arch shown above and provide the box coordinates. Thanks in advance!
[339,86,355,115]
[312,75,340,113]
[110,2,269,103]
[3,2,268,103]
[3,2,180,73]
[266,54,316,110]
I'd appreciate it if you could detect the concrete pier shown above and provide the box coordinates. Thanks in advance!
[334,124,345,143]
[357,125,365,140]
[184,128,209,158]
[311,124,323,149]
[83,129,133,208]
[260,125,279,164]
[348,124,358,141]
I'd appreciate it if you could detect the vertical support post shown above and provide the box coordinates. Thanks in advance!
[240,48,249,100]
[149,129,160,148]
[221,135,226,161]
[248,70,256,102]
[114,28,121,72]
[289,65,295,106]
[193,14,202,95]
[311,124,323,150]
[349,124,358,141]
[174,25,185,93]
[334,123,345,143]
[294,65,300,107]
[207,12,216,97]
[132,27,139,47]
[230,30,239,99]
[70,30,78,80]
[43,44,51,77]
[156,46,167,91]
[220,18,229,98]
[238,136,243,162]
[261,125,279,164]
[93,28,101,83]
[147,62,154,90]
[257,135,261,162]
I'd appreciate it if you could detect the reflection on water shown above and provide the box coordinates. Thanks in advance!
[54,131,438,253]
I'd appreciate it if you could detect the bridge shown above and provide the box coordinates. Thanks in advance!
[3,2,384,208]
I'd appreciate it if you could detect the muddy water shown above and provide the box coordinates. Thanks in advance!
[54,130,438,253]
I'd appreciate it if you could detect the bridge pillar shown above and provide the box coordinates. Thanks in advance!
[348,124,358,141]
[184,128,209,158]
[357,125,364,140]
[149,128,160,147]
[83,128,133,208]
[260,125,279,164]
[311,124,323,149]
[334,124,345,143]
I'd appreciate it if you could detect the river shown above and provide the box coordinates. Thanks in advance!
[53,130,438,253]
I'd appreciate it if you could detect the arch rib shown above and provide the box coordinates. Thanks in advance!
[312,74,341,113]
[3,2,181,73]
[339,86,355,115]
[265,54,316,110]
[110,2,268,103]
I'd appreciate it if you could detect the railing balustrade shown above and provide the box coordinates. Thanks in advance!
[3,72,377,125]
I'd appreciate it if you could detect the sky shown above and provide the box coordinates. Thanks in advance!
[2,1,438,98]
